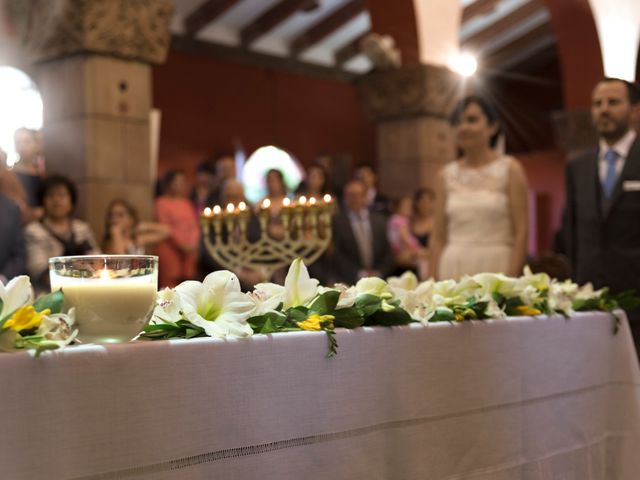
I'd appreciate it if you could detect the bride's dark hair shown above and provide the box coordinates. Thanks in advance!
[449,95,502,147]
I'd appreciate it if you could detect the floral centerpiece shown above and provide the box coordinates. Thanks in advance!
[1,260,638,357]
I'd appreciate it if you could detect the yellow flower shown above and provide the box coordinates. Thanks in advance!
[3,306,50,332]
[515,305,541,316]
[454,313,464,322]
[297,314,335,331]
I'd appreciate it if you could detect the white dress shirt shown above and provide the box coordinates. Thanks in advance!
[348,208,374,269]
[598,129,637,182]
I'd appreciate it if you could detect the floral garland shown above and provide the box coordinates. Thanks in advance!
[1,259,638,356]
[141,259,640,357]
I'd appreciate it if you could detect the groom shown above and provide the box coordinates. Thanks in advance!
[564,78,640,355]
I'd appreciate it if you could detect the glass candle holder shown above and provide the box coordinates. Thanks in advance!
[49,255,158,344]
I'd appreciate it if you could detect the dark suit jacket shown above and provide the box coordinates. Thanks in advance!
[331,209,394,285]
[0,194,26,281]
[564,137,640,300]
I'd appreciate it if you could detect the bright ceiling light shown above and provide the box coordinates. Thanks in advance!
[449,52,478,77]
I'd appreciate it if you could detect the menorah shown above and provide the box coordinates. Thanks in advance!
[201,194,334,281]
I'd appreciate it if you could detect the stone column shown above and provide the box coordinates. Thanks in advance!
[6,0,173,240]
[358,64,461,197]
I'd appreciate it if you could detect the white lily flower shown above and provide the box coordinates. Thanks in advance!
[0,276,34,321]
[575,282,606,300]
[248,285,284,315]
[387,271,418,291]
[517,265,550,292]
[152,287,184,324]
[355,277,392,299]
[38,308,78,346]
[548,281,574,315]
[471,272,519,298]
[283,258,319,308]
[177,271,255,338]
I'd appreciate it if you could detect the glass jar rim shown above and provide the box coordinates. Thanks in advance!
[49,255,158,264]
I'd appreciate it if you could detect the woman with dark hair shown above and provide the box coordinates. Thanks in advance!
[103,198,170,255]
[429,96,529,280]
[24,175,100,292]
[155,170,200,288]
[412,187,435,248]
[260,168,289,240]
[295,164,329,198]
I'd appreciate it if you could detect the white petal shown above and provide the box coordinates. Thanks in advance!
[284,258,319,308]
[0,276,34,319]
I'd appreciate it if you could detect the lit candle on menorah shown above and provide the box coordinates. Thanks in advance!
[201,194,334,281]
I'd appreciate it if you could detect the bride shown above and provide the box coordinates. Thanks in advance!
[430,96,529,280]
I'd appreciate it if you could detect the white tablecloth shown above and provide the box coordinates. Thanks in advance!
[1,312,639,480]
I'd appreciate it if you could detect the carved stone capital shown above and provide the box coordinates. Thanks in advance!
[551,109,597,157]
[6,0,174,64]
[357,64,461,122]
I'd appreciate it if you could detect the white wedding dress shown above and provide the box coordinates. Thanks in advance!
[438,156,515,280]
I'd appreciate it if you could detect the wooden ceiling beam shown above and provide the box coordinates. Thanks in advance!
[482,22,554,70]
[461,0,501,24]
[184,0,241,37]
[462,0,546,51]
[334,31,369,65]
[290,0,366,57]
[240,0,308,46]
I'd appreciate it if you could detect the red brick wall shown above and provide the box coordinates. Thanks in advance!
[152,50,375,177]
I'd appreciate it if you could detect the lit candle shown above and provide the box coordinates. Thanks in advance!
[261,198,271,210]
[203,207,212,217]
[226,203,235,214]
[282,197,291,208]
[213,205,222,215]
[238,201,247,211]
[298,195,307,206]
[309,197,317,205]
[49,255,158,344]
[323,194,332,204]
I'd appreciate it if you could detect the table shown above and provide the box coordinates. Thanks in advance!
[1,312,639,479]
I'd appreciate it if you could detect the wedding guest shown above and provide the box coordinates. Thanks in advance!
[412,187,435,249]
[387,195,428,278]
[296,164,330,198]
[430,95,529,280]
[24,175,100,293]
[155,170,200,288]
[332,180,394,285]
[0,128,44,223]
[0,193,26,284]
[102,198,170,255]
[261,168,289,240]
[354,165,390,217]
[563,78,640,356]
[190,160,217,217]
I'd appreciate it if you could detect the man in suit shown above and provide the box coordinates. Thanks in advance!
[0,193,26,284]
[355,165,390,217]
[331,180,394,285]
[564,78,640,355]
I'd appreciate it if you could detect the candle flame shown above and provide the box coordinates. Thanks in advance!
[298,195,307,205]
[309,197,317,205]
[203,207,212,216]
[99,269,110,280]
[282,197,291,207]
[213,205,222,215]
[262,198,271,209]
[323,194,332,203]
[226,203,235,214]
[238,201,247,211]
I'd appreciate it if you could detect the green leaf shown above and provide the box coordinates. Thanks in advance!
[333,307,365,329]
[616,290,640,311]
[325,329,338,358]
[33,290,64,314]
[286,307,308,323]
[308,290,340,315]
[429,307,455,323]
[249,311,288,334]
[367,307,413,326]
[355,294,382,318]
